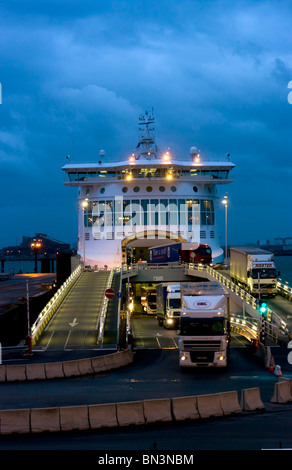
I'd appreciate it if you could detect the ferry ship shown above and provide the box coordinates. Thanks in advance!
[62,111,235,268]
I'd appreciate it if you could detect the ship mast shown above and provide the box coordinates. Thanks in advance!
[134,110,158,160]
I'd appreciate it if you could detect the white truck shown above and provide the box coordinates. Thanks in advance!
[156,283,181,329]
[179,282,230,369]
[230,247,279,297]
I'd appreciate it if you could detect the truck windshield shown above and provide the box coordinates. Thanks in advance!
[251,269,277,279]
[180,317,225,336]
[147,294,156,303]
[169,298,181,309]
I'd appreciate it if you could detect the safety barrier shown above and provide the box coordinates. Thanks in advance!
[219,390,242,415]
[31,407,60,433]
[240,387,265,411]
[196,393,223,418]
[6,364,26,382]
[88,403,118,429]
[143,398,172,424]
[271,378,292,404]
[0,409,31,434]
[60,405,89,432]
[25,363,46,381]
[0,388,269,435]
[116,400,145,427]
[172,395,200,421]
[0,349,134,382]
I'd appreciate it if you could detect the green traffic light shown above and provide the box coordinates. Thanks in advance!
[259,302,267,314]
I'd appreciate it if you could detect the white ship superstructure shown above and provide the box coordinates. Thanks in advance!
[62,111,235,268]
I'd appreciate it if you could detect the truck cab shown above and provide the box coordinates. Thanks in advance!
[156,283,181,328]
[178,282,230,369]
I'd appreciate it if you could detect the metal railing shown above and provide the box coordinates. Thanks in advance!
[229,312,259,341]
[277,280,292,300]
[98,268,114,347]
[31,265,82,344]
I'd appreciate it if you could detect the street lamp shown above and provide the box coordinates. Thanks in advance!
[31,240,42,273]
[82,199,88,268]
[222,196,228,261]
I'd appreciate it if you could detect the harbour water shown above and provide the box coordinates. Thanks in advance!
[2,260,42,275]
[274,255,292,286]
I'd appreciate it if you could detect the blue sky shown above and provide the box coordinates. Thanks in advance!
[1,0,292,249]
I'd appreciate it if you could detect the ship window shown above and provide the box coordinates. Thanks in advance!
[100,187,105,194]
[134,186,140,192]
[193,186,198,192]
[86,196,215,229]
[146,186,153,192]
[171,186,177,192]
[122,187,128,193]
[68,173,78,181]
[159,186,165,192]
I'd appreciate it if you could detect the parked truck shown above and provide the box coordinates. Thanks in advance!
[148,242,212,264]
[178,282,230,369]
[156,283,181,329]
[230,247,279,297]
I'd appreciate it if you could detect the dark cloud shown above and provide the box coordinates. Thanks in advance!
[1,0,292,248]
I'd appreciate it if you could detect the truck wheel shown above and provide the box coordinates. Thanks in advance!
[158,318,163,327]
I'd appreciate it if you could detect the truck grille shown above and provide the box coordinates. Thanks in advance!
[190,351,215,363]
[183,340,222,351]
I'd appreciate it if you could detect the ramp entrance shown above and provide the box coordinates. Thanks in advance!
[35,271,110,350]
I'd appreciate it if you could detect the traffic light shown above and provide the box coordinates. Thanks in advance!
[259,301,268,315]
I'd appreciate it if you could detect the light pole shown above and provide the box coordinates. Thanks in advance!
[82,199,88,268]
[31,240,42,273]
[222,196,228,261]
[26,279,32,355]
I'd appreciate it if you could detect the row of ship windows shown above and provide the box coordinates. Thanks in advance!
[69,169,229,182]
[88,186,199,195]
[83,198,214,212]
[85,230,216,240]
[82,198,215,227]
[84,214,215,227]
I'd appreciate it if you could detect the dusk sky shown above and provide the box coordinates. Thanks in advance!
[1,0,292,250]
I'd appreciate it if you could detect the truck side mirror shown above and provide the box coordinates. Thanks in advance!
[247,271,250,278]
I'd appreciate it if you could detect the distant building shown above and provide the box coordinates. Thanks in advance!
[0,233,74,257]
[257,238,292,254]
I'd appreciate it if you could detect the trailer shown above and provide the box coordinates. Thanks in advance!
[230,247,279,297]
[148,242,212,264]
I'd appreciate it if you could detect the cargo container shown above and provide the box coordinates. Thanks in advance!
[148,242,212,264]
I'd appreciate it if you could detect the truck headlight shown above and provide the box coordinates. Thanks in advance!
[166,318,173,325]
